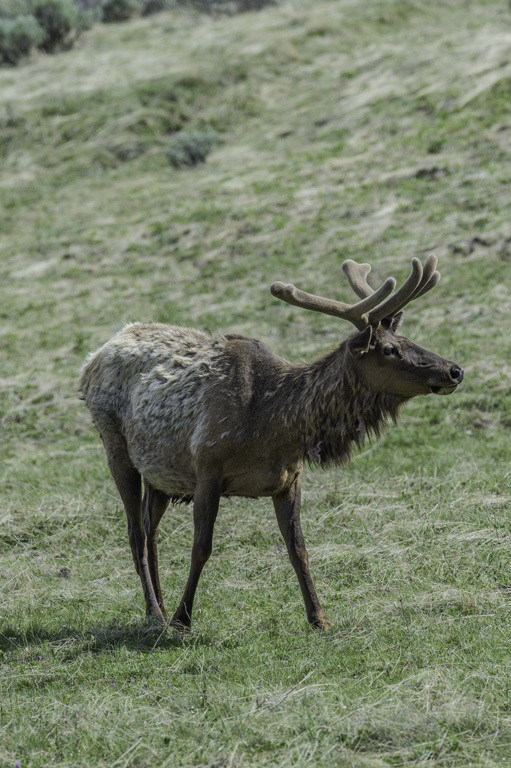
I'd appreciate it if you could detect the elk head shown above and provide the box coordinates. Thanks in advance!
[270,254,463,399]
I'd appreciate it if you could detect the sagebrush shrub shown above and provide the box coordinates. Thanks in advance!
[0,14,44,64]
[166,129,218,169]
[0,0,32,18]
[31,0,77,51]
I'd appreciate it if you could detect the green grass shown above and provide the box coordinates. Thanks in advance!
[1,0,511,765]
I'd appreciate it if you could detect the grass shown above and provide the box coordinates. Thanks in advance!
[1,0,511,765]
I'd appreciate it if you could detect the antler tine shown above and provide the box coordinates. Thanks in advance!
[367,257,424,326]
[373,253,440,323]
[270,276,396,331]
[341,260,374,299]
[413,269,440,299]
[406,253,440,303]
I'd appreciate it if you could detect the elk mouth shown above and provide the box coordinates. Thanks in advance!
[430,384,458,395]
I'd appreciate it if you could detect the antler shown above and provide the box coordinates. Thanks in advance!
[270,275,396,331]
[271,254,440,330]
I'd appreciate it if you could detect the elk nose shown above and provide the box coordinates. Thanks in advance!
[449,364,464,384]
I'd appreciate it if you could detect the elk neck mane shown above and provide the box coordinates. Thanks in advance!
[272,338,407,467]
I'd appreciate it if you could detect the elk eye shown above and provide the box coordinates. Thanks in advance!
[383,345,397,356]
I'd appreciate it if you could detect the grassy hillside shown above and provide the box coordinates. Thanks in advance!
[1,1,511,766]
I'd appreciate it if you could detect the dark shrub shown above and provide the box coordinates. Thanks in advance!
[101,0,141,22]
[31,0,77,51]
[0,14,44,64]
[166,129,218,169]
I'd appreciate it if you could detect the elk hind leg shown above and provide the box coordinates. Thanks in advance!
[171,476,221,630]
[143,481,170,619]
[101,432,165,624]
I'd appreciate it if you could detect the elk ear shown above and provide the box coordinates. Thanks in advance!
[381,312,404,333]
[390,312,404,333]
[348,325,373,359]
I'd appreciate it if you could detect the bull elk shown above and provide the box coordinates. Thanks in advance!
[80,255,463,631]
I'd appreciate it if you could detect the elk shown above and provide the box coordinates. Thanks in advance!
[80,255,463,631]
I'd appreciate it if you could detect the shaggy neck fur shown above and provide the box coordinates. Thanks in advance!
[279,340,407,467]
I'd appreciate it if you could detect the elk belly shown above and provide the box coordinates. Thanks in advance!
[222,459,303,498]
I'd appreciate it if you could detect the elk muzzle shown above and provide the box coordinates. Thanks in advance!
[430,362,464,395]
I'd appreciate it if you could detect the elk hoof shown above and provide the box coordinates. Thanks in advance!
[170,617,191,633]
[310,613,333,632]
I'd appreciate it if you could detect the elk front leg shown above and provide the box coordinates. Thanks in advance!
[171,476,221,630]
[143,482,171,619]
[103,436,165,624]
[272,480,331,631]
